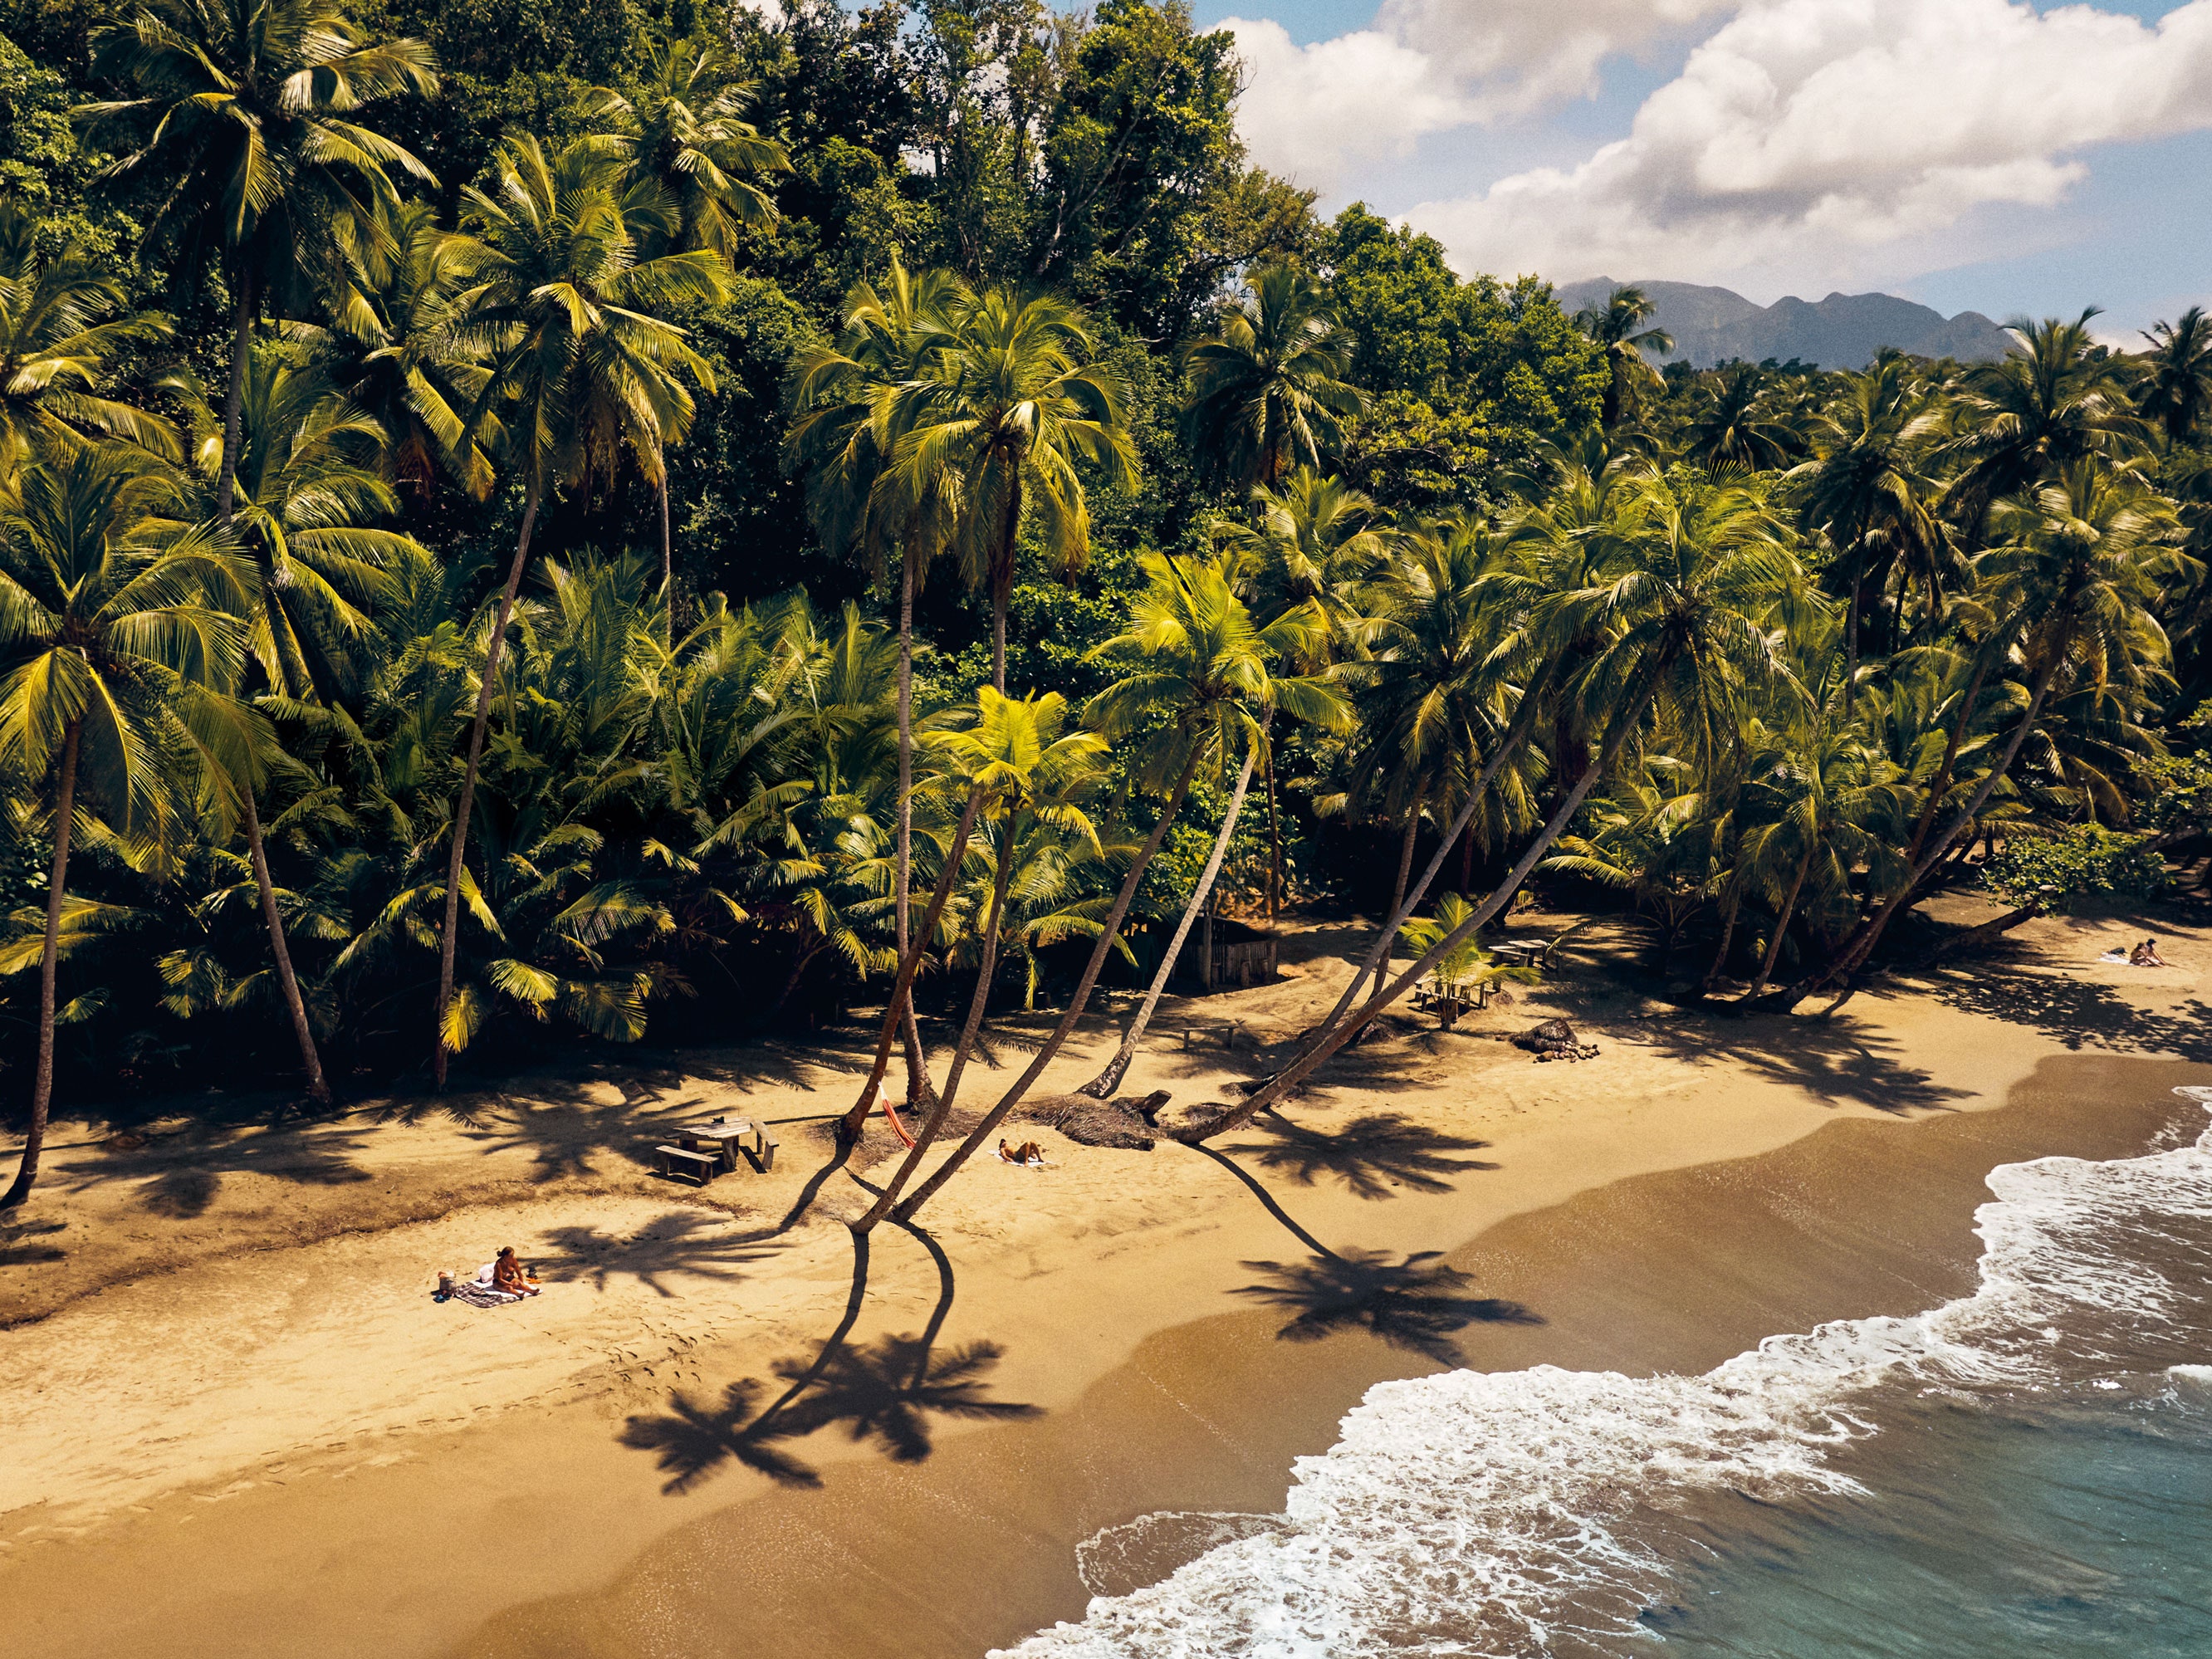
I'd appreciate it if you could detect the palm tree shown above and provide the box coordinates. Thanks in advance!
[585,32,790,260]
[852,686,1108,1231]
[1942,311,2147,541]
[168,354,409,705]
[2137,307,2212,448]
[431,135,729,1085]
[1681,364,1801,472]
[306,200,494,499]
[0,203,179,477]
[1806,461,2188,995]
[1216,467,1389,917]
[895,551,1347,1220]
[1789,357,1945,707]
[789,259,962,1121]
[0,446,250,1207]
[1180,264,1365,492]
[81,0,438,525]
[1074,554,1347,1099]
[1195,473,1802,1143]
[890,278,1137,692]
[1575,286,1674,429]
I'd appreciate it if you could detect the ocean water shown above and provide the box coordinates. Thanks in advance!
[999,1092,2212,1658]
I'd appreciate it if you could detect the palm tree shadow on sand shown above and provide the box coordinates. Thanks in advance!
[1221,1109,1500,1200]
[617,1219,1037,1494]
[1188,1143,1539,1366]
[1233,1250,1540,1365]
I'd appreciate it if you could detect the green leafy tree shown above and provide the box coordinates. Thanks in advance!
[1181,263,1363,492]
[2137,306,2212,448]
[1576,286,1673,429]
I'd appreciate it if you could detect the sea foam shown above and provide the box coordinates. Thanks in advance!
[998,1094,2212,1658]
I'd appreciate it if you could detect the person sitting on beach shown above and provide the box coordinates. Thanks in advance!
[491,1246,540,1295]
[2131,937,2167,967]
[996,1138,1047,1167]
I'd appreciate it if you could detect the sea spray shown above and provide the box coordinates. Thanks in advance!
[1000,1093,2212,1658]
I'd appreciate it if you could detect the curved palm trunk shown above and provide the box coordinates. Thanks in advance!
[1703,884,1742,991]
[1842,538,1864,716]
[242,788,331,1110]
[1345,814,1419,1009]
[1188,678,1655,1145]
[3,721,78,1211]
[433,479,541,1089]
[991,472,1024,694]
[893,747,1206,1222]
[853,827,1019,1233]
[836,781,988,1144]
[1748,850,1812,996]
[1264,750,1281,922]
[1904,655,1992,867]
[1079,744,1257,1099]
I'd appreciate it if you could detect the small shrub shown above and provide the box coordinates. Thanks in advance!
[1981,825,2171,913]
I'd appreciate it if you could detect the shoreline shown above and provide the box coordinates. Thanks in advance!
[7,910,2210,1657]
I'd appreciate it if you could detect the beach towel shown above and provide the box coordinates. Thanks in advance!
[445,1261,540,1307]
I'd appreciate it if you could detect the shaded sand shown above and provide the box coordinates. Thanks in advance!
[5,903,2210,1657]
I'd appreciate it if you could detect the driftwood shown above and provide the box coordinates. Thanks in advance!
[1922,900,2045,965]
[1511,1017,1599,1062]
[1020,1089,1171,1151]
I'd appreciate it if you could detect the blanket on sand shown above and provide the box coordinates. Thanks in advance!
[448,1261,540,1307]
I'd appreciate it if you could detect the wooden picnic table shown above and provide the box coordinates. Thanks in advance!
[1489,939,1548,971]
[676,1118,776,1173]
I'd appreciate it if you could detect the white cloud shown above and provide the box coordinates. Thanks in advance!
[1219,17,1475,191]
[1411,0,2212,292]
[1220,0,1731,189]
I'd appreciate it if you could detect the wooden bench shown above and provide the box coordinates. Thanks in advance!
[746,1134,780,1174]
[656,1144,722,1186]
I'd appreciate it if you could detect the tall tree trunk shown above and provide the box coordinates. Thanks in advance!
[1310,696,1542,1040]
[242,787,332,1110]
[1703,885,1741,991]
[1264,749,1281,923]
[893,746,1205,1222]
[658,474,674,648]
[433,480,541,1089]
[217,271,252,526]
[853,829,1018,1233]
[3,721,78,1211]
[1078,744,1257,1099]
[1458,813,1475,897]
[893,549,935,1127]
[1842,541,1862,717]
[836,781,987,1144]
[1795,652,2059,1001]
[991,472,1023,694]
[1749,850,1811,996]
[1187,678,1655,1145]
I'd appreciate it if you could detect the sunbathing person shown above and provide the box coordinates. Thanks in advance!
[492,1246,540,1295]
[2131,937,2167,967]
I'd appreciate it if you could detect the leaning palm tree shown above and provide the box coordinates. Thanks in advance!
[850,686,1108,1232]
[81,0,438,524]
[0,445,252,1207]
[584,32,790,260]
[2137,306,2212,448]
[895,552,1347,1220]
[1803,461,2190,997]
[0,203,178,478]
[889,278,1137,692]
[430,134,728,1086]
[1194,473,1803,1143]
[1180,264,1365,492]
[1575,286,1674,428]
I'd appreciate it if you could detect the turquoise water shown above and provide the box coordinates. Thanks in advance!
[1004,1094,2212,1658]
[1642,1380,2212,1657]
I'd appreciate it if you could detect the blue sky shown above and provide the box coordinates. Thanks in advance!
[1189,0,2212,335]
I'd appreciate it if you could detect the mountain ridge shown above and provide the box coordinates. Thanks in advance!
[1553,277,2018,370]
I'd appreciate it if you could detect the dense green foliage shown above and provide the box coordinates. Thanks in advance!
[2,0,2210,1159]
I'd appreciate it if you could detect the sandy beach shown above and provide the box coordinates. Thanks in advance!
[7,903,2210,1658]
